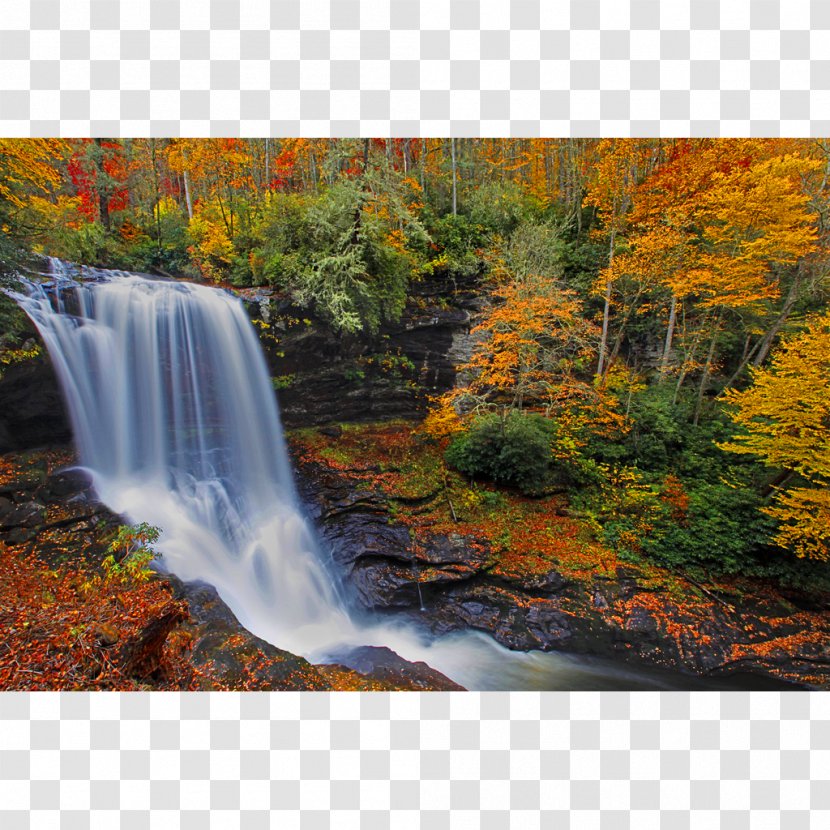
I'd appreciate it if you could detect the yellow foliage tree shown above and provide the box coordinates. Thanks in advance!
[584,139,658,377]
[187,199,235,282]
[0,139,67,209]
[721,311,830,560]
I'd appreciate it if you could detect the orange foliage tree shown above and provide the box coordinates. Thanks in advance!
[426,267,626,452]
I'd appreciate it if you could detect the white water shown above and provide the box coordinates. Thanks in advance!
[11,260,686,690]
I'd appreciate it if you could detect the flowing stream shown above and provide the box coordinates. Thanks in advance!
[10,260,737,690]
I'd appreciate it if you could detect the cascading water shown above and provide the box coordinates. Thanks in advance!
[10,259,706,690]
[14,259,357,656]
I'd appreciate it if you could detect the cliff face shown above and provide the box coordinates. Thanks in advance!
[243,270,484,428]
[291,448,828,691]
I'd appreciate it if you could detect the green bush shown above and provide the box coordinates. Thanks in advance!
[601,479,776,575]
[466,180,541,237]
[445,411,558,495]
[427,213,487,278]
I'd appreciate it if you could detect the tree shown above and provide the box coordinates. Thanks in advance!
[584,139,657,378]
[426,256,626,451]
[0,138,68,278]
[721,311,830,561]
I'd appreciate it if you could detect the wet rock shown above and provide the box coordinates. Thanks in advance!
[501,568,568,595]
[45,468,94,500]
[171,578,461,691]
[624,606,660,635]
[248,273,484,427]
[351,559,422,609]
[0,352,72,453]
[327,645,465,691]
[171,579,334,691]
[0,497,46,529]
[419,532,489,570]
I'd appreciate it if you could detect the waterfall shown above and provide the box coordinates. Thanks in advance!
[13,260,357,657]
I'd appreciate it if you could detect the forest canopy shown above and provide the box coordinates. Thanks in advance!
[2,137,830,574]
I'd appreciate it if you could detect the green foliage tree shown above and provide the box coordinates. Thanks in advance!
[102,523,161,585]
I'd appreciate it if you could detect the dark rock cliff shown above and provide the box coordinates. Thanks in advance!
[241,271,484,427]
[0,325,72,453]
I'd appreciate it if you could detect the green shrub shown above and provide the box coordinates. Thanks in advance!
[426,213,487,278]
[102,522,161,585]
[445,411,558,495]
[601,479,776,575]
[466,180,541,237]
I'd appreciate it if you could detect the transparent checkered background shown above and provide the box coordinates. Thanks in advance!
[0,0,828,136]
[2,0,830,826]
[2,692,828,828]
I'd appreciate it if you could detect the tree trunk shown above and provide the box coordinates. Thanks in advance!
[673,313,707,406]
[721,271,802,391]
[182,170,193,219]
[264,138,270,189]
[751,279,800,367]
[659,294,678,375]
[762,469,796,501]
[181,143,194,219]
[451,138,457,215]
[403,139,411,174]
[151,139,162,253]
[118,602,186,679]
[596,226,616,378]
[94,138,111,231]
[693,316,720,426]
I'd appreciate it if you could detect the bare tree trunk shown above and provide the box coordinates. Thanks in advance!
[596,226,616,378]
[721,271,802,391]
[181,144,194,219]
[264,138,270,189]
[182,170,193,219]
[451,138,457,215]
[693,316,720,426]
[751,285,799,368]
[673,312,707,406]
[659,294,678,375]
[309,147,318,191]
[150,139,162,253]
[93,138,111,231]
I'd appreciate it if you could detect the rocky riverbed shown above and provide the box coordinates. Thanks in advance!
[290,425,830,690]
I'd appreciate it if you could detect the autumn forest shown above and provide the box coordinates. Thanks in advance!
[1,137,829,690]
